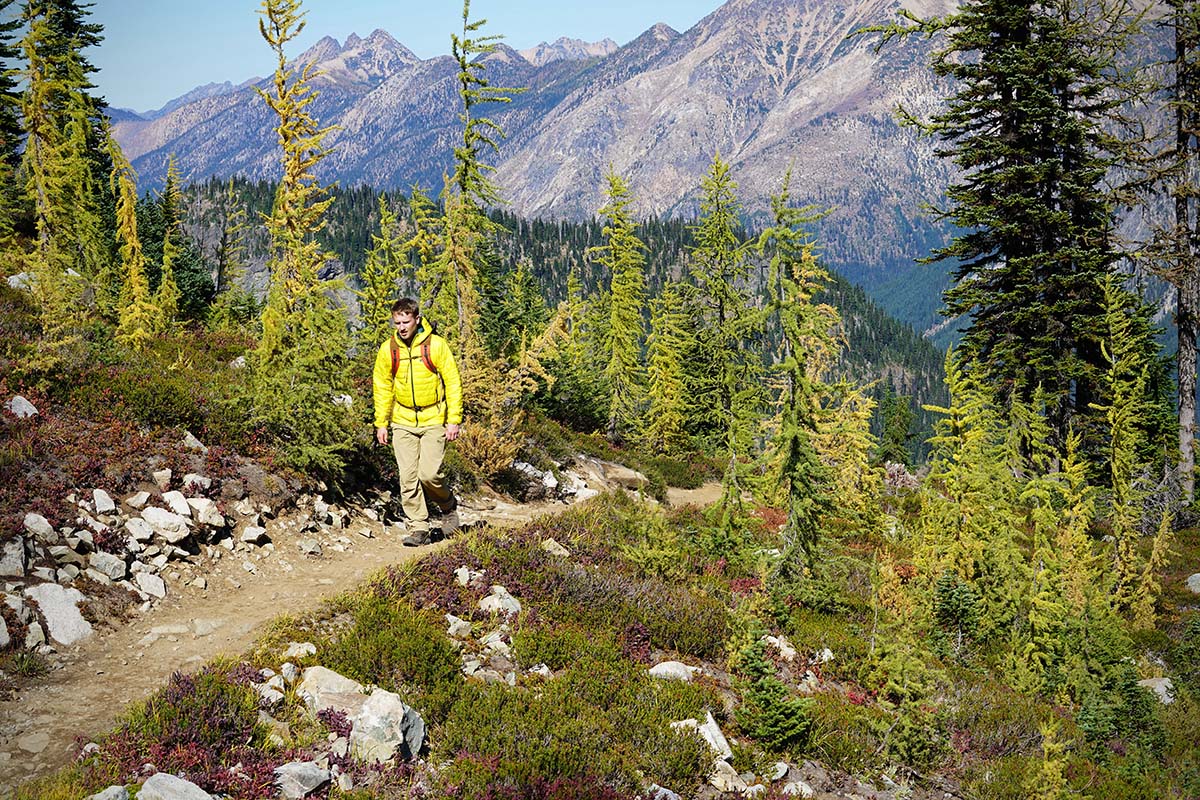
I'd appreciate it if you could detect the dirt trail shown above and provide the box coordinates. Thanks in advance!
[0,483,721,793]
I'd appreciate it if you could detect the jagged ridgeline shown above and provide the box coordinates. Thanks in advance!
[183,177,944,459]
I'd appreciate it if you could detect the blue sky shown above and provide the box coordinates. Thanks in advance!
[88,1,724,113]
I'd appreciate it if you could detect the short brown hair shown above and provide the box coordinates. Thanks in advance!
[391,297,419,316]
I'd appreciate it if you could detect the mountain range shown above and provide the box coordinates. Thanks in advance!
[109,0,961,329]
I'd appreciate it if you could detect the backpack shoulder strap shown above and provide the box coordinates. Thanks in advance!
[420,339,438,375]
[390,336,400,379]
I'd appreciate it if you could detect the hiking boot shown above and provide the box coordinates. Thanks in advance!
[432,497,458,516]
[401,529,430,547]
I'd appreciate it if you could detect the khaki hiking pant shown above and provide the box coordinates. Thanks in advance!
[391,424,454,534]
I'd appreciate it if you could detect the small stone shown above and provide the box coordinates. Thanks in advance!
[0,616,7,647]
[446,614,472,639]
[284,641,317,659]
[275,761,331,798]
[182,431,207,452]
[23,512,55,539]
[152,468,173,492]
[649,660,701,681]
[0,537,25,578]
[479,585,521,616]
[296,538,321,556]
[125,491,151,509]
[182,473,212,491]
[137,773,215,800]
[162,491,192,518]
[191,576,208,590]
[5,395,38,419]
[781,779,815,797]
[92,489,117,514]
[125,518,155,542]
[188,497,225,527]
[17,730,50,754]
[710,761,748,793]
[89,551,127,581]
[770,761,789,781]
[135,572,167,599]
[84,787,129,800]
[25,621,45,648]
[242,561,257,574]
[141,507,191,543]
[540,537,570,557]
[1187,573,1200,595]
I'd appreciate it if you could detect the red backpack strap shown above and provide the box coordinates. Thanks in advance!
[420,339,438,376]
[390,336,400,378]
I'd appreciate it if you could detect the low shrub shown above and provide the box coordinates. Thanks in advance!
[318,594,463,723]
[809,692,890,775]
[85,661,277,797]
[511,621,620,671]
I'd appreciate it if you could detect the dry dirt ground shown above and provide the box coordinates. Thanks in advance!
[0,483,722,794]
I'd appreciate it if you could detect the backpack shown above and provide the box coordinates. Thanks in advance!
[390,322,439,379]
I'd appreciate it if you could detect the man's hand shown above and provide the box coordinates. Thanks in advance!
[376,426,389,446]
[446,423,461,442]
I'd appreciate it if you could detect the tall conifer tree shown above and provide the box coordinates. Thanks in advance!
[250,0,354,474]
[643,281,693,455]
[591,169,647,441]
[107,136,157,350]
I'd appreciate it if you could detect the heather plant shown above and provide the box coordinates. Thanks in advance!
[318,594,463,723]
[85,661,277,796]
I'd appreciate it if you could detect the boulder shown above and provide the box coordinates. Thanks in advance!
[89,551,127,581]
[274,761,330,799]
[297,666,367,714]
[0,537,26,577]
[1138,677,1175,705]
[92,489,117,514]
[23,512,55,540]
[187,497,225,528]
[351,688,427,762]
[135,572,167,599]
[24,583,92,645]
[136,773,215,800]
[141,507,191,544]
[649,661,701,682]
[162,491,192,518]
[5,395,37,419]
[84,786,129,800]
[125,518,155,543]
[1187,573,1200,595]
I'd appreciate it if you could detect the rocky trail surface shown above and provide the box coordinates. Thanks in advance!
[0,482,721,794]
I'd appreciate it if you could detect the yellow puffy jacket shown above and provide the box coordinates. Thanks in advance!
[372,320,463,429]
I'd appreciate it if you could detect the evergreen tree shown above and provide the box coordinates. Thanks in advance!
[875,384,915,466]
[869,0,1148,453]
[356,192,407,350]
[154,155,183,328]
[499,257,549,357]
[687,154,762,522]
[0,0,25,243]
[207,177,256,331]
[249,0,354,475]
[643,281,693,454]
[107,136,157,350]
[591,168,647,441]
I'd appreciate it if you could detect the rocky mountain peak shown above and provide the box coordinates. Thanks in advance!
[517,36,620,67]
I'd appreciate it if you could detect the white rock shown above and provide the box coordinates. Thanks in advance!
[83,786,129,800]
[274,761,330,799]
[671,711,733,763]
[770,761,789,781]
[446,614,473,639]
[650,661,701,681]
[125,517,155,542]
[297,666,366,714]
[1138,677,1175,705]
[782,779,815,797]
[23,512,55,539]
[284,641,317,659]
[574,487,601,503]
[89,551,127,581]
[528,663,553,677]
[182,473,212,491]
[479,585,521,616]
[5,592,30,622]
[764,634,797,662]
[745,785,768,798]
[182,431,207,452]
[137,773,215,800]
[710,761,748,793]
[1187,573,1200,594]
[815,647,834,664]
[481,628,511,656]
[351,688,427,762]
[6,272,31,290]
[141,507,191,544]
[135,572,167,599]
[5,395,37,419]
[230,355,247,369]
[152,469,172,492]
[540,538,570,557]
[162,491,192,518]
[24,584,93,645]
[92,489,117,514]
[25,621,45,649]
[187,497,225,527]
[126,491,151,509]
[0,538,25,577]
[0,615,8,648]
[296,538,321,556]
[646,785,681,800]
[241,526,269,545]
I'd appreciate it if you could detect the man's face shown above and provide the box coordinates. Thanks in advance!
[393,312,419,340]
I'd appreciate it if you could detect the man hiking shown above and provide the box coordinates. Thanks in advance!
[373,298,462,546]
